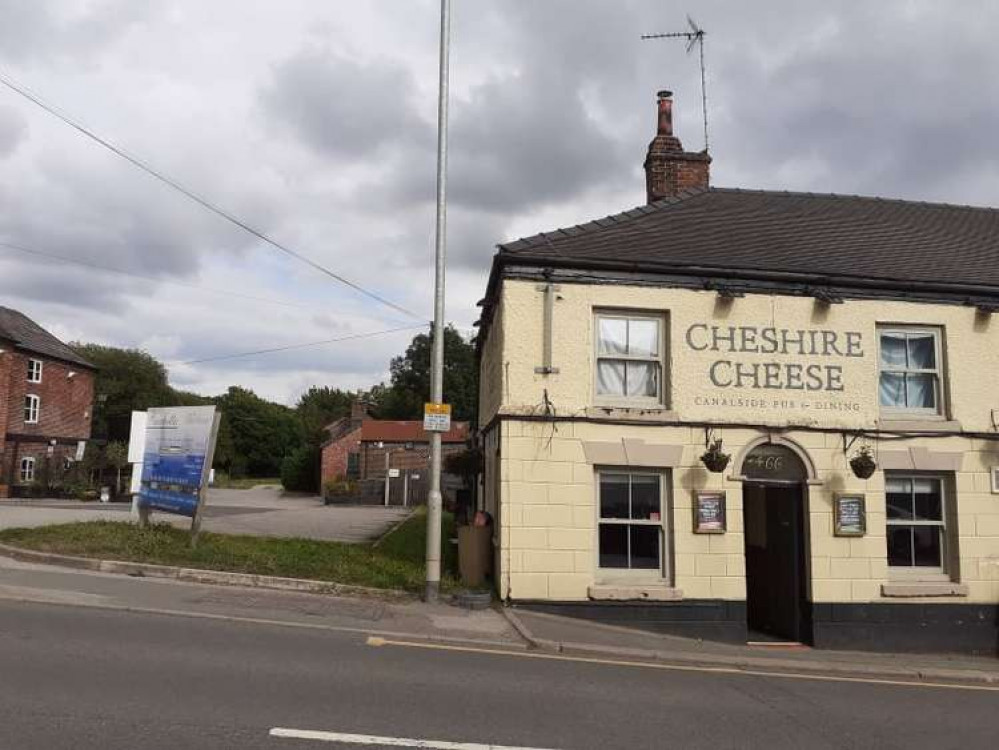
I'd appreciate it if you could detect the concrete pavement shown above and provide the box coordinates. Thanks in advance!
[1,597,997,750]
[504,606,999,686]
[0,485,409,543]
[0,553,521,647]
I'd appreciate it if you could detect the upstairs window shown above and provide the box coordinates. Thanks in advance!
[878,328,943,416]
[27,359,42,383]
[24,394,39,424]
[595,313,664,404]
[19,457,35,482]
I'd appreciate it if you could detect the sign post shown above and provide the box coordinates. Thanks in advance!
[137,406,221,546]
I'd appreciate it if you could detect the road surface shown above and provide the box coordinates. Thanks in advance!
[0,599,996,749]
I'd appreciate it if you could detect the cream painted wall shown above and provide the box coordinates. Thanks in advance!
[480,279,999,605]
[496,279,999,432]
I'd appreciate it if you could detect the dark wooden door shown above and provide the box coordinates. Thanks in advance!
[744,483,806,642]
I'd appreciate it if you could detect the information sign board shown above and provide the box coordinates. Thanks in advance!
[693,491,727,533]
[423,402,452,433]
[834,494,866,537]
[138,406,219,519]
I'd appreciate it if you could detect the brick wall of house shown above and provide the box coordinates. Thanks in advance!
[320,424,362,485]
[1,351,94,491]
[5,352,94,439]
[0,350,10,495]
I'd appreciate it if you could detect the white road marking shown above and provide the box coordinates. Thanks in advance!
[268,727,560,749]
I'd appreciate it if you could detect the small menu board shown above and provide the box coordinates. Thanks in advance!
[834,494,866,537]
[693,491,726,534]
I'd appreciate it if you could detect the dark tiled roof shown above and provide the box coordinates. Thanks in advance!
[0,307,94,367]
[360,420,469,444]
[498,188,999,292]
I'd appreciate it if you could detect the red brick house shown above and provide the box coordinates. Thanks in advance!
[321,402,469,486]
[0,307,95,497]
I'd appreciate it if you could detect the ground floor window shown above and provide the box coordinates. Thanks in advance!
[885,474,947,571]
[19,457,35,482]
[597,471,667,574]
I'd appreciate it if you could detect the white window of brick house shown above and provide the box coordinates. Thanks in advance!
[27,358,42,383]
[886,474,950,575]
[597,471,669,576]
[878,327,944,416]
[19,457,35,482]
[595,313,665,405]
[24,394,40,424]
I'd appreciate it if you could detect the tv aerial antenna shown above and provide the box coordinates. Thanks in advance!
[641,15,709,153]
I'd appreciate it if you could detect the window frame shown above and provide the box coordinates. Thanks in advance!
[877,326,945,418]
[884,472,949,579]
[593,310,667,408]
[595,469,671,580]
[19,457,35,483]
[27,358,43,384]
[23,394,40,424]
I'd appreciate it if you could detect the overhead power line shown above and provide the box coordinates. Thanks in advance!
[0,239,318,311]
[176,324,423,366]
[0,70,422,321]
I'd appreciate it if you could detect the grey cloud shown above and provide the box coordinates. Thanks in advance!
[0,106,26,157]
[0,0,154,63]
[260,48,433,161]
[2,0,999,404]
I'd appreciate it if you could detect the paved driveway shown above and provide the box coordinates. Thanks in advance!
[0,485,410,543]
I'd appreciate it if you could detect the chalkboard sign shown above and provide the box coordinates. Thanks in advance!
[834,494,866,537]
[693,491,726,534]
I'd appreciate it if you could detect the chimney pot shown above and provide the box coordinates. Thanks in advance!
[656,90,673,136]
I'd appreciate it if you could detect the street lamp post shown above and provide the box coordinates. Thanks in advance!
[425,0,451,603]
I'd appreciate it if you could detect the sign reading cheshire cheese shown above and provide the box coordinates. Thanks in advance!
[681,323,870,424]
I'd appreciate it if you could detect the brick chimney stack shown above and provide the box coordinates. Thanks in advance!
[643,90,710,203]
[350,399,370,426]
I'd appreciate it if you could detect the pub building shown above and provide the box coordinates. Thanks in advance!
[475,91,999,654]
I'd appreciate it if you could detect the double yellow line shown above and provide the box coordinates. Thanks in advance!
[367,636,999,693]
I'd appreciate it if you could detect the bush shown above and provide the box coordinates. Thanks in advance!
[280,445,317,493]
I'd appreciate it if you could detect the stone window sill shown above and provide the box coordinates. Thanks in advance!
[589,584,683,602]
[585,407,678,422]
[881,582,968,598]
[877,418,963,433]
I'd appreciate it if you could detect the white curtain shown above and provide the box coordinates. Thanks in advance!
[598,318,627,355]
[597,361,625,396]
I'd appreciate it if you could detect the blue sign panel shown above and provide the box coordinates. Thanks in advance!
[139,406,218,519]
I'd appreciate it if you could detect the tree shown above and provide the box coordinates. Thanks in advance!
[214,386,302,478]
[373,325,478,424]
[71,343,177,442]
[104,441,129,495]
[296,386,356,443]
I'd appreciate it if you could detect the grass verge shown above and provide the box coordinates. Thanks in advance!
[0,508,458,594]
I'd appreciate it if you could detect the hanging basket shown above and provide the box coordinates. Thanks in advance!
[849,445,877,479]
[700,438,731,474]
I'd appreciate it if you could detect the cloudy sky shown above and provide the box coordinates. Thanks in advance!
[1,1,997,404]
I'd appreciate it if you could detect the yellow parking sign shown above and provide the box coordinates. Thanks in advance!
[423,403,452,433]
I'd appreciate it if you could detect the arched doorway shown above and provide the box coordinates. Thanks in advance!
[741,443,811,643]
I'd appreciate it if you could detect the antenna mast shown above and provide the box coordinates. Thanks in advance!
[642,15,709,152]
